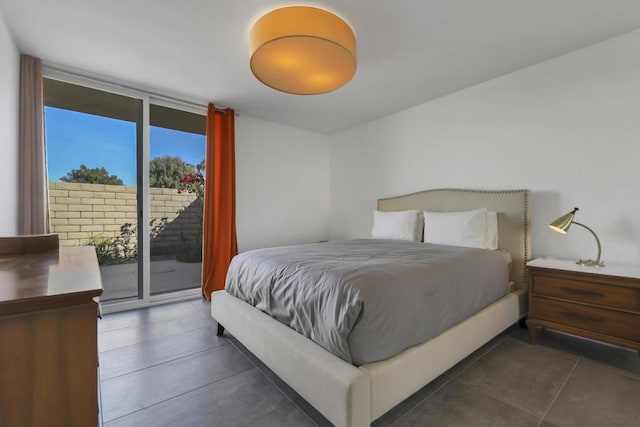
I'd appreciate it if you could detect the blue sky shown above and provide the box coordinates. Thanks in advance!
[45,106,206,186]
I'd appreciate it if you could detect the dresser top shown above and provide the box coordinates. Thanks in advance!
[527,258,640,280]
[0,246,103,316]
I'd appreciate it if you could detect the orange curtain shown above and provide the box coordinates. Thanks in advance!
[201,104,237,300]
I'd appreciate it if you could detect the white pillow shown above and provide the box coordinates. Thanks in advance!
[371,210,422,241]
[486,211,499,250]
[423,208,488,249]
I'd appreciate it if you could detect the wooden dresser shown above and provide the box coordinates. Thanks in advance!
[0,235,103,427]
[527,258,640,355]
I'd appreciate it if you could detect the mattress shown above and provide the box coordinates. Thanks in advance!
[225,239,509,365]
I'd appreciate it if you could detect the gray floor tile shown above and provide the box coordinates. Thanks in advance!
[544,359,640,427]
[394,380,539,427]
[228,336,333,427]
[105,368,291,427]
[512,326,640,377]
[511,326,586,358]
[189,297,212,312]
[101,344,253,422]
[456,337,576,417]
[99,299,202,332]
[576,342,640,378]
[99,309,215,352]
[247,402,316,427]
[98,301,638,426]
[579,357,640,381]
[443,327,513,378]
[372,375,450,427]
[100,326,226,380]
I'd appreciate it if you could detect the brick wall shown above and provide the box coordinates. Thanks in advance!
[49,182,201,254]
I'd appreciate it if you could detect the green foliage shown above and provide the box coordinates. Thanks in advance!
[149,156,198,189]
[87,235,120,265]
[150,217,168,239]
[88,219,168,265]
[60,165,123,185]
[87,223,136,265]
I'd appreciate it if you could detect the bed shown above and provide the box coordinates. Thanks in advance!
[211,188,530,427]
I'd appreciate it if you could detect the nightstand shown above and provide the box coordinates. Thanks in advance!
[526,258,640,355]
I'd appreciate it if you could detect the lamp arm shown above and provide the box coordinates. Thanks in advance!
[572,221,602,263]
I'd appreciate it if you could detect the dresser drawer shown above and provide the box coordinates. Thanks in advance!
[532,274,640,313]
[530,296,640,342]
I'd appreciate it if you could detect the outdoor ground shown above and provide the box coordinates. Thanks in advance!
[100,258,202,301]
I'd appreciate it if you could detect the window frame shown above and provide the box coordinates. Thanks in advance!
[43,66,207,314]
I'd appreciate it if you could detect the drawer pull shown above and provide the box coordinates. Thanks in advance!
[559,311,603,323]
[560,287,604,298]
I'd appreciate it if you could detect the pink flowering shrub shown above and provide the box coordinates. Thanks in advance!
[177,171,204,198]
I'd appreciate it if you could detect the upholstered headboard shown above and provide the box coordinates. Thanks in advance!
[377,188,531,288]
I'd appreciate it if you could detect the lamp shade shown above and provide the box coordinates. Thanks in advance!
[547,207,604,267]
[249,6,356,95]
[548,208,579,234]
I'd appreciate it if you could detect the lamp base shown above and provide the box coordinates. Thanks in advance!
[576,259,605,267]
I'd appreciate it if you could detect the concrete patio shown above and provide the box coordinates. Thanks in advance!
[100,258,202,301]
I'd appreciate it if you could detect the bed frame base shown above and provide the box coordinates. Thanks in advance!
[216,322,225,336]
[212,188,531,426]
[212,288,526,427]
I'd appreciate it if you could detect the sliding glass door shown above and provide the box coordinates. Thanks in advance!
[43,74,205,310]
[44,78,142,302]
[148,103,206,295]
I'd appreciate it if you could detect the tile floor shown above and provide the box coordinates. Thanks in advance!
[98,298,640,426]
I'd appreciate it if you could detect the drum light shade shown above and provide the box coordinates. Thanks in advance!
[249,6,356,95]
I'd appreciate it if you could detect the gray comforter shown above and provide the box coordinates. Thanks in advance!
[225,239,509,365]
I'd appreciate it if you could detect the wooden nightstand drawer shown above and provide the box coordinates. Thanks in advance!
[527,259,640,354]
[530,296,640,342]
[532,274,640,313]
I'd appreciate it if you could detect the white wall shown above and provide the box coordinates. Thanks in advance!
[0,20,332,246]
[330,29,640,265]
[236,114,330,252]
[0,11,19,236]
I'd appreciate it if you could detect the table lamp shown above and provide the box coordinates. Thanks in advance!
[548,207,604,267]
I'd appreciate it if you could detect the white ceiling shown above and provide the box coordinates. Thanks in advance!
[2,0,640,134]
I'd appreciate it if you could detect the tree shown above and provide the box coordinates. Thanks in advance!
[60,165,123,185]
[149,156,200,189]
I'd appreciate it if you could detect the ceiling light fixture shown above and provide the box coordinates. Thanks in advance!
[249,6,356,95]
